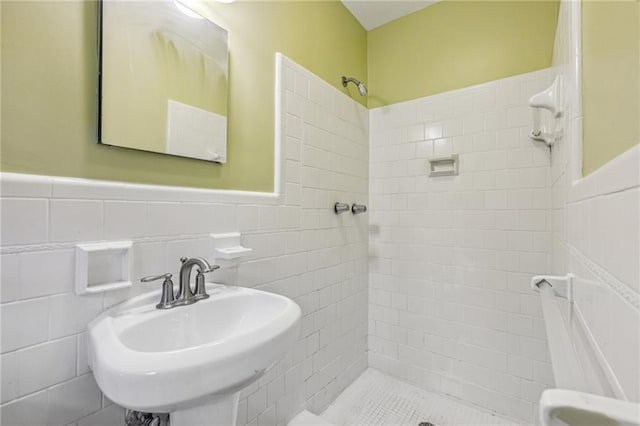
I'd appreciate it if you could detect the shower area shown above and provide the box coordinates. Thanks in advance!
[364,65,556,424]
[277,0,638,423]
[275,37,552,426]
[281,59,557,426]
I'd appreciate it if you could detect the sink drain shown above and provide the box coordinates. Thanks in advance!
[418,423,437,426]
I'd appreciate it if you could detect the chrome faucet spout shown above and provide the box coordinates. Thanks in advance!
[177,257,217,304]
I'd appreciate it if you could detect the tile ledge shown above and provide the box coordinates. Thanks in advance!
[0,172,281,205]
[569,145,640,202]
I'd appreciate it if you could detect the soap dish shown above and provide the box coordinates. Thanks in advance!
[75,241,133,295]
[210,233,252,260]
[214,246,253,259]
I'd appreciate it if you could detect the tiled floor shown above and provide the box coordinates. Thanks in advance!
[321,369,523,426]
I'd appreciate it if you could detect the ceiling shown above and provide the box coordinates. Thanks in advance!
[341,0,441,31]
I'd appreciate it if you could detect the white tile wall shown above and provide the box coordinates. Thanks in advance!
[368,69,556,424]
[0,55,369,426]
[551,0,640,404]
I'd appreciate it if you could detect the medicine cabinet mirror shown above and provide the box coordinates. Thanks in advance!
[98,0,229,163]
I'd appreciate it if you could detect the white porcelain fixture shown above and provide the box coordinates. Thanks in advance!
[88,283,301,426]
[533,277,640,425]
[210,232,252,260]
[540,389,640,426]
[529,74,563,147]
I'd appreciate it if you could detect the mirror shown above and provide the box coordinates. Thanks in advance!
[98,0,228,163]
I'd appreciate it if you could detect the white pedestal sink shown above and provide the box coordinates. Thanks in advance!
[88,284,301,426]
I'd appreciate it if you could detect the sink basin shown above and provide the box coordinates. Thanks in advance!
[88,283,301,418]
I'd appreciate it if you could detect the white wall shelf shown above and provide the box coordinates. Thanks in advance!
[211,233,252,260]
[75,241,133,295]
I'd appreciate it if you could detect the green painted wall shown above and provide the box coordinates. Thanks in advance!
[367,0,559,108]
[2,0,562,190]
[1,1,366,192]
[582,0,639,175]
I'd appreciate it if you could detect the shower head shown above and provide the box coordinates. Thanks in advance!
[342,76,368,96]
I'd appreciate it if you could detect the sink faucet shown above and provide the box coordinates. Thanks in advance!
[177,257,219,304]
[141,257,220,309]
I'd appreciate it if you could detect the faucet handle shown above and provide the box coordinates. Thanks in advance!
[193,265,220,300]
[141,273,173,282]
[141,274,175,309]
[152,275,176,309]
[199,264,221,274]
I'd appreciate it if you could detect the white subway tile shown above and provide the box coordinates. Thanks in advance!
[77,332,90,375]
[210,204,238,233]
[285,184,302,207]
[442,119,463,137]
[1,199,48,246]
[19,250,74,299]
[103,201,148,239]
[247,385,267,420]
[1,352,18,403]
[238,205,261,231]
[506,147,533,169]
[519,252,547,273]
[433,138,452,156]
[408,124,425,142]
[453,135,473,154]
[1,254,21,303]
[286,136,301,161]
[507,106,530,128]
[16,336,76,397]
[520,210,546,231]
[176,203,213,235]
[267,376,285,406]
[508,314,533,337]
[495,128,521,149]
[77,403,124,426]
[598,188,640,290]
[496,79,521,108]
[520,295,543,318]
[424,123,443,140]
[0,174,52,198]
[49,293,103,339]
[472,88,496,112]
[416,141,434,158]
[1,298,49,352]
[145,202,182,236]
[462,113,484,135]
[50,200,102,242]
[520,336,548,361]
[0,390,48,426]
[260,206,279,230]
[485,110,507,130]
[520,379,547,403]
[47,375,103,426]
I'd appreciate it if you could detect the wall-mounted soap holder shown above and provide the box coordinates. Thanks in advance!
[211,233,252,260]
[531,273,574,301]
[428,154,459,177]
[75,241,133,295]
[529,75,563,147]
